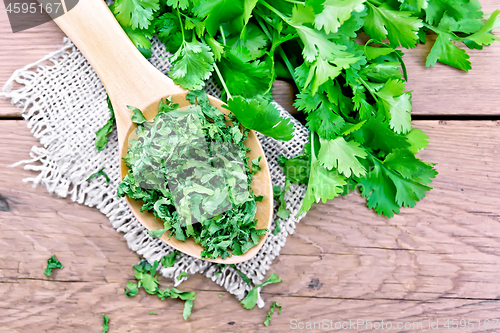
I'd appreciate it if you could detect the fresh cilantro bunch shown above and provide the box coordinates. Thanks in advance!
[117,91,266,259]
[109,0,499,217]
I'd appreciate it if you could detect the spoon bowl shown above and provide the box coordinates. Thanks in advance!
[52,0,273,263]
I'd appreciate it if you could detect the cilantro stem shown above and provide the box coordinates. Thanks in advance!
[253,13,272,40]
[357,77,379,102]
[214,63,232,100]
[177,8,185,41]
[282,0,304,3]
[277,46,300,91]
[367,0,382,6]
[258,0,288,22]
[219,26,226,46]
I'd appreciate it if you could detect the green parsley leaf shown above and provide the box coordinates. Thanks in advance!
[177,271,189,280]
[150,311,157,315]
[241,288,259,310]
[102,314,110,333]
[128,106,147,124]
[125,281,139,297]
[87,167,110,183]
[161,251,181,268]
[127,259,197,320]
[264,301,282,326]
[241,273,282,310]
[183,299,194,320]
[252,157,262,175]
[278,153,310,184]
[95,95,115,152]
[44,255,63,276]
[147,228,168,238]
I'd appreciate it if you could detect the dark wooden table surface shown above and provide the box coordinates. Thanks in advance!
[1,1,500,332]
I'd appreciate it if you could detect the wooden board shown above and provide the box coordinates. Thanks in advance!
[1,120,500,332]
[1,0,499,118]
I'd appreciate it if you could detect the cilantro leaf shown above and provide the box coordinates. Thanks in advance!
[375,79,412,134]
[406,128,429,154]
[169,39,215,90]
[426,33,471,71]
[224,96,295,141]
[87,167,110,183]
[298,135,346,215]
[306,105,346,140]
[194,0,244,36]
[264,301,282,326]
[384,149,437,185]
[308,0,366,34]
[278,153,310,184]
[217,54,273,99]
[44,255,63,276]
[354,114,410,153]
[226,23,269,62]
[318,137,367,178]
[167,0,190,10]
[463,10,500,48]
[112,0,159,30]
[364,2,423,48]
[155,12,183,53]
[177,271,189,280]
[425,0,482,29]
[102,314,110,333]
[359,153,435,217]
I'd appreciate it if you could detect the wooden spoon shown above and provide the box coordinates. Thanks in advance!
[51,0,273,263]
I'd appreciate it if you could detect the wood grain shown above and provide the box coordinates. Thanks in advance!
[1,0,499,118]
[1,120,500,331]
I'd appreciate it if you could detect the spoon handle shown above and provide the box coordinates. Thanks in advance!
[52,0,185,134]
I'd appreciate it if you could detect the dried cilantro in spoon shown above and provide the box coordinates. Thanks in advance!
[117,91,266,259]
